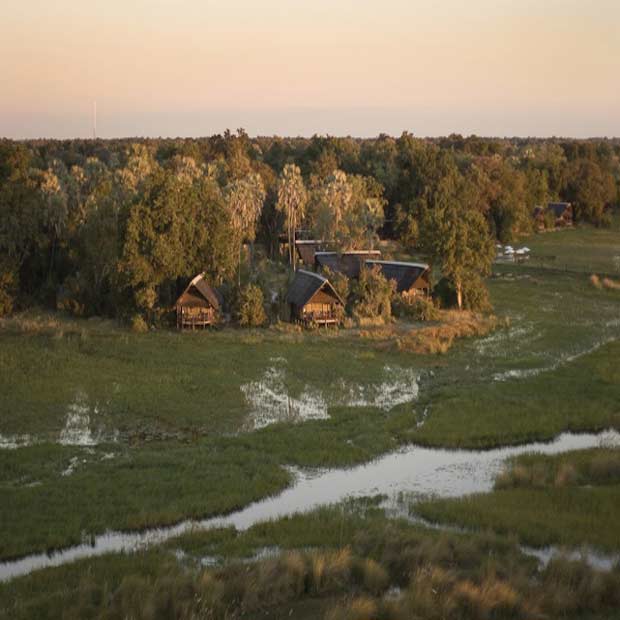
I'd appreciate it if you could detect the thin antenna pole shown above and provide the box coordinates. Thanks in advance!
[93,101,97,139]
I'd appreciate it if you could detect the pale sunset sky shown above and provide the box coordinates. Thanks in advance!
[1,0,618,138]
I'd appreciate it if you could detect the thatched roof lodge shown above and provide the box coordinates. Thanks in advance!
[315,250,382,278]
[534,202,573,228]
[365,260,431,297]
[175,274,223,330]
[286,269,344,326]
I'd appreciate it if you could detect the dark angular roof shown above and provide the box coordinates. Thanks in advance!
[295,240,325,266]
[547,202,572,217]
[286,270,344,307]
[315,250,382,278]
[364,260,430,293]
[176,274,223,309]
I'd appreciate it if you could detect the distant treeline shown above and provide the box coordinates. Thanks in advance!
[0,131,618,320]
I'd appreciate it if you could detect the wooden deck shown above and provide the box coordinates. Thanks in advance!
[177,308,216,330]
[300,311,339,326]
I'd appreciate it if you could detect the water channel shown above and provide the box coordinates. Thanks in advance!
[2,429,619,582]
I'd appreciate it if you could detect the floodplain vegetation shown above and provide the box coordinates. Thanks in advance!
[416,448,620,552]
[2,504,620,620]
[1,225,620,618]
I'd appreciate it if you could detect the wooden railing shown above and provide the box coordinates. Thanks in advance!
[301,310,339,325]
[177,308,216,330]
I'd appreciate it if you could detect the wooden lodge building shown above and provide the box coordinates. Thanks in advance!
[365,260,431,297]
[286,269,344,326]
[534,202,573,228]
[314,250,382,278]
[175,274,223,330]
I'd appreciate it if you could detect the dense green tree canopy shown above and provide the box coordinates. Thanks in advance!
[419,163,496,310]
[308,170,385,250]
[564,159,617,226]
[119,170,237,314]
[0,134,618,320]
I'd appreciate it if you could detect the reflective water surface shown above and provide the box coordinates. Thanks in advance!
[1,429,618,582]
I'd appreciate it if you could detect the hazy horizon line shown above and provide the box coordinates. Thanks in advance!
[5,132,619,141]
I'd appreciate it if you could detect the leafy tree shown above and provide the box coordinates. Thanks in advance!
[345,175,386,249]
[468,159,531,243]
[61,178,123,315]
[225,173,266,282]
[0,143,45,311]
[360,135,399,207]
[119,169,237,320]
[420,168,495,310]
[309,170,351,243]
[0,260,17,315]
[524,143,567,198]
[564,159,617,226]
[308,171,384,250]
[168,155,205,184]
[524,167,551,212]
[393,138,456,251]
[209,129,254,182]
[116,144,158,195]
[254,162,279,258]
[276,164,308,266]
[38,166,68,283]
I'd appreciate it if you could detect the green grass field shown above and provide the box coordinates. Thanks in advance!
[0,314,432,438]
[519,216,620,275]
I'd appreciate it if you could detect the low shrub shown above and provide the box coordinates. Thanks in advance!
[359,558,389,595]
[541,558,620,616]
[396,311,499,354]
[322,266,350,304]
[461,276,493,312]
[554,462,578,487]
[130,314,149,333]
[9,514,620,620]
[589,451,620,483]
[0,257,19,317]
[310,548,353,593]
[392,293,440,321]
[351,266,395,322]
[237,283,268,327]
[326,595,379,620]
[451,577,520,619]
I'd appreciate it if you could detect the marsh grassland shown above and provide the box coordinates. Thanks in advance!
[1,224,620,618]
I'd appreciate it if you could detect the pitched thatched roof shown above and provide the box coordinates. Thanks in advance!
[364,260,430,293]
[315,250,382,278]
[176,274,223,309]
[286,270,344,307]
